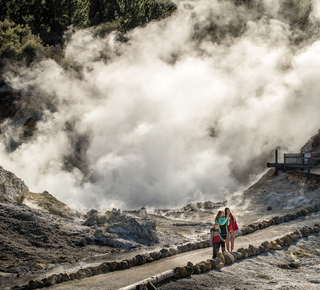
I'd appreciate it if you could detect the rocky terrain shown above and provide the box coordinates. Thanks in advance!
[1,152,320,289]
[0,164,227,287]
[0,130,319,289]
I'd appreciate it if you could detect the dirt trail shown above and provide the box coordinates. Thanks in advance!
[47,213,320,290]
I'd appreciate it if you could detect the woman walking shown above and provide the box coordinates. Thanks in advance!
[214,210,230,253]
[225,207,239,252]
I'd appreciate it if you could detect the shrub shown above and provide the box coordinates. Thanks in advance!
[0,19,45,64]
[93,21,119,38]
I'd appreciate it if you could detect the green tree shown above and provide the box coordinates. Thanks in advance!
[0,19,45,63]
[0,0,10,22]
[60,0,90,29]
[115,0,176,33]
[89,0,120,25]
[37,0,90,44]
[5,0,34,25]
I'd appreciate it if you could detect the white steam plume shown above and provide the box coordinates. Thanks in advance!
[2,0,320,210]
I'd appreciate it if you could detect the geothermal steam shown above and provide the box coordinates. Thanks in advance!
[2,0,320,210]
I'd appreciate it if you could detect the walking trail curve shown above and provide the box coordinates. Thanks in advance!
[49,213,320,290]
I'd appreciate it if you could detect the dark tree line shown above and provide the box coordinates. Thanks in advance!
[0,0,176,45]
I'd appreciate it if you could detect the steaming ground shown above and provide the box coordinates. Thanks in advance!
[1,163,320,289]
[2,0,320,211]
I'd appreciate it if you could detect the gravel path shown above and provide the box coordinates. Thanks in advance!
[48,212,320,290]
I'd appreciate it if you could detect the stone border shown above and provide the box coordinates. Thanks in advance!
[239,203,320,235]
[120,223,320,290]
[11,203,320,289]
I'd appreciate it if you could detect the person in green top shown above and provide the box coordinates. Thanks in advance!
[214,210,230,253]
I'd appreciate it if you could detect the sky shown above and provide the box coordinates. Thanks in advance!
[1,0,320,211]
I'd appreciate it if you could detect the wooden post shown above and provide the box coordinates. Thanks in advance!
[120,269,175,290]
[275,149,278,176]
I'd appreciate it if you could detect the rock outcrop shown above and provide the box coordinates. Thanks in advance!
[0,166,29,203]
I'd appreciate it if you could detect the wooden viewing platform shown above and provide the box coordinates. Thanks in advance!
[267,150,320,174]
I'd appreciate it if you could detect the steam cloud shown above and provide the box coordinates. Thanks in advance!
[2,0,320,210]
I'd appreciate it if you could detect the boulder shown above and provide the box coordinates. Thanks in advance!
[272,216,280,225]
[107,262,117,271]
[230,252,239,261]
[61,273,70,282]
[283,216,290,222]
[175,267,188,278]
[258,222,266,229]
[248,224,258,232]
[283,235,292,247]
[300,227,310,237]
[185,266,193,276]
[223,251,235,265]
[293,229,302,238]
[0,166,29,204]
[119,260,129,270]
[135,254,146,265]
[169,248,178,256]
[43,275,59,286]
[275,238,284,246]
[245,248,252,257]
[186,243,194,251]
[193,264,201,274]
[144,254,153,263]
[28,280,40,289]
[207,259,215,268]
[203,261,212,270]
[197,262,207,273]
[96,264,106,274]
[177,245,184,253]
[314,226,320,233]
[212,258,224,269]
[137,207,147,217]
[237,247,246,258]
[306,206,315,213]
[105,215,158,244]
[83,267,96,276]
[69,273,78,280]
[160,248,170,258]
[285,214,295,221]
[259,245,268,253]
[290,233,299,241]
[217,252,226,264]
[248,245,257,256]
[269,241,282,250]
[300,209,308,216]
[99,263,110,273]
[193,242,199,250]
[76,269,87,279]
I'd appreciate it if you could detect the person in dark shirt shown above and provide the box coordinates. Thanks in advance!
[215,210,230,253]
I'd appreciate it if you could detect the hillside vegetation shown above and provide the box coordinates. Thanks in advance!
[0,0,177,64]
[0,0,315,66]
